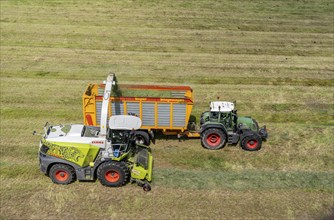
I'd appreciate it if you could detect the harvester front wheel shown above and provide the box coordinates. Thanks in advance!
[201,128,226,150]
[240,133,262,151]
[49,164,76,185]
[97,162,129,187]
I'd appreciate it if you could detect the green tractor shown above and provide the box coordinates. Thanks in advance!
[200,101,267,151]
[35,74,153,191]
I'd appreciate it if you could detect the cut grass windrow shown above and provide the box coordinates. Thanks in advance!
[154,168,334,191]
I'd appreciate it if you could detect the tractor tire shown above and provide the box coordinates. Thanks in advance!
[201,128,226,150]
[134,131,150,146]
[49,164,76,185]
[97,162,130,187]
[240,133,262,151]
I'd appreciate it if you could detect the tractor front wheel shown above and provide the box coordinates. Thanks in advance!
[201,128,226,150]
[49,164,76,185]
[240,133,262,151]
[97,162,130,187]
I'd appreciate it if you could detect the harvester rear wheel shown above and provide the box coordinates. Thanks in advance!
[201,128,226,150]
[49,164,76,185]
[97,162,129,187]
[240,133,262,151]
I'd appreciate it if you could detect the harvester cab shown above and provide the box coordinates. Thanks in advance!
[200,101,267,151]
[35,74,153,191]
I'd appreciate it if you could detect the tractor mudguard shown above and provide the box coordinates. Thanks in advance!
[200,123,228,136]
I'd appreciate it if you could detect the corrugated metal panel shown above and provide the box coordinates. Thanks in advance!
[158,103,170,126]
[173,104,186,127]
[142,103,155,126]
[111,101,124,115]
[171,91,186,98]
[126,102,140,116]
[98,88,104,96]
[96,101,102,125]
[96,101,111,125]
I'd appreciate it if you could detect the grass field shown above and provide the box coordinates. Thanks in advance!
[1,0,333,219]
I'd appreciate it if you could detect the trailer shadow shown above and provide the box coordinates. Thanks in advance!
[153,132,200,144]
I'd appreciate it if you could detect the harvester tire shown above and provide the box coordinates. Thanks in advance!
[49,164,76,185]
[134,131,150,146]
[201,128,226,150]
[97,162,130,187]
[240,133,262,151]
[143,183,151,192]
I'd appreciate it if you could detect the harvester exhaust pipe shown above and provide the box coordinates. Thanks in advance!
[99,73,115,138]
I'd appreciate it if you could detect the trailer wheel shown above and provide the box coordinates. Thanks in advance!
[49,164,76,185]
[201,128,226,150]
[134,131,150,146]
[97,162,129,187]
[240,133,262,151]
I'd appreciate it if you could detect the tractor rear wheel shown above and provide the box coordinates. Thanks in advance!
[240,133,262,151]
[49,164,76,185]
[97,162,130,187]
[201,128,226,150]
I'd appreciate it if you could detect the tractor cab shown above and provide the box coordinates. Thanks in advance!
[200,101,238,130]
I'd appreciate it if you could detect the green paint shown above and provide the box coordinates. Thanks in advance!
[237,117,258,131]
[131,151,153,182]
[201,111,258,132]
[42,139,100,167]
[60,125,71,134]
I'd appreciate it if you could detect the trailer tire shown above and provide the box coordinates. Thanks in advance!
[49,164,76,185]
[240,133,262,151]
[201,128,226,150]
[97,162,129,187]
[134,131,150,146]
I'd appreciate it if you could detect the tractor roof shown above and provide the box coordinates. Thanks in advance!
[210,101,234,112]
